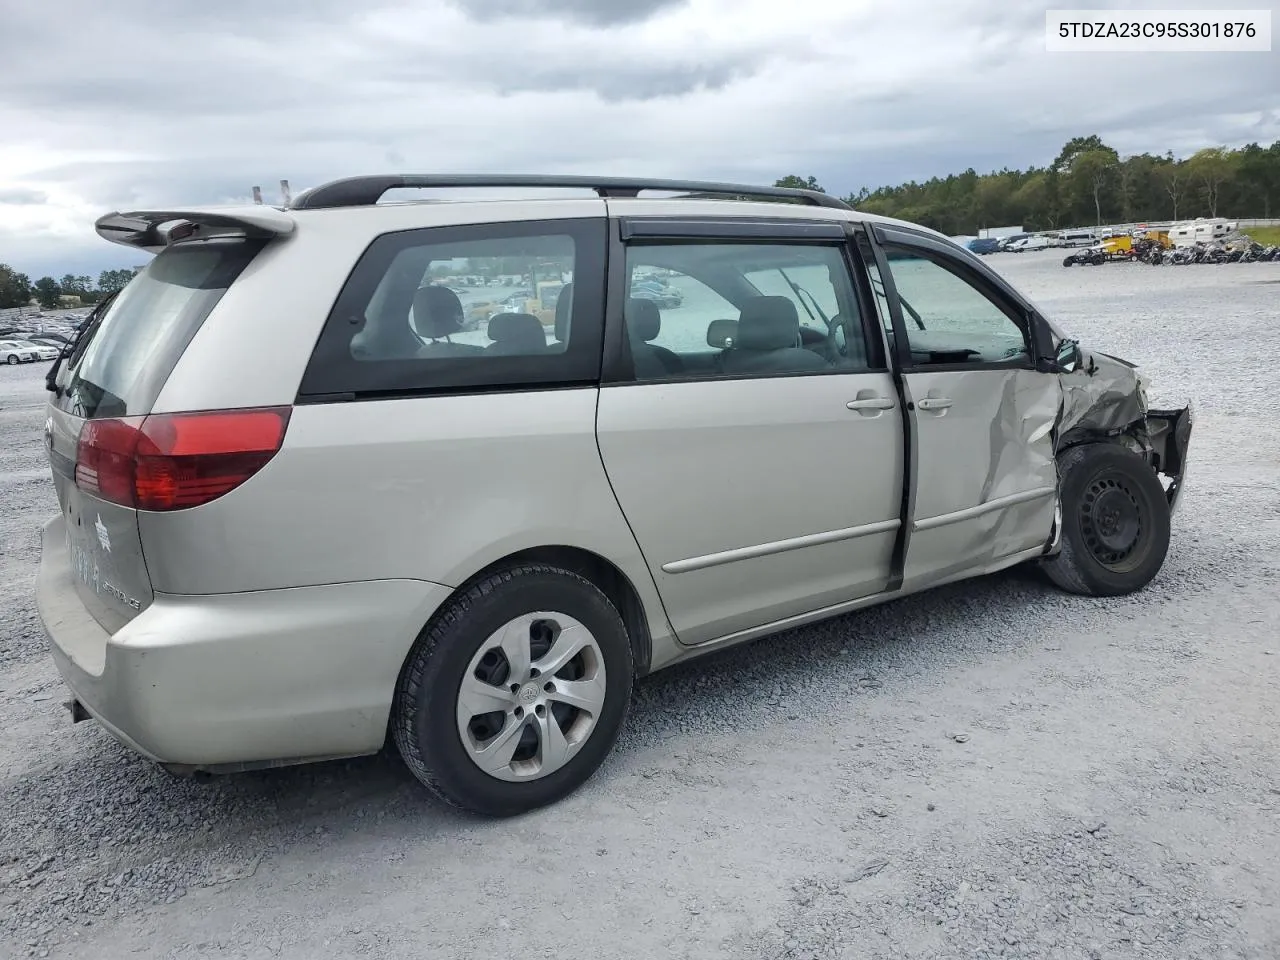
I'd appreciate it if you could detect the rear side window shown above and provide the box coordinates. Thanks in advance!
[58,239,263,419]
[298,217,607,399]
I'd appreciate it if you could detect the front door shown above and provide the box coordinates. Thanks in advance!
[863,229,1060,590]
[595,222,904,646]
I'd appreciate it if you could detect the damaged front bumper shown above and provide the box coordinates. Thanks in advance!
[1056,348,1194,516]
[1144,403,1194,515]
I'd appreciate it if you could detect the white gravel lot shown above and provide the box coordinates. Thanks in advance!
[2,249,1279,960]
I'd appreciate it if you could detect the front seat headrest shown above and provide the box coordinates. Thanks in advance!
[412,285,464,339]
[486,312,547,351]
[625,298,661,342]
[554,282,574,342]
[735,296,800,350]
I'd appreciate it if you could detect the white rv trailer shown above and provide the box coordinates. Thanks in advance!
[1169,217,1238,247]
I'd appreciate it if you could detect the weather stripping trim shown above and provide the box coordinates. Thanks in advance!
[661,519,901,575]
[912,485,1057,532]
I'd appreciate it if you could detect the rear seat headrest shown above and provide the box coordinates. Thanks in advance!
[413,285,465,339]
[487,312,547,350]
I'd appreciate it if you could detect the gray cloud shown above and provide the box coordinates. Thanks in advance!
[449,0,684,26]
[0,187,48,205]
[2,0,1277,279]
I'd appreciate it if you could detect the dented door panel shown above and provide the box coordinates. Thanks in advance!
[901,368,1060,589]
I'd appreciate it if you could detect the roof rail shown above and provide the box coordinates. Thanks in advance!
[288,175,852,212]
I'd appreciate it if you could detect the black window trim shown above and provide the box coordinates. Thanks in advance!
[843,223,891,373]
[296,216,608,403]
[868,224,1045,373]
[600,220,887,387]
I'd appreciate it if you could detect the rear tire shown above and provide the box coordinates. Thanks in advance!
[1042,443,1171,596]
[392,564,633,817]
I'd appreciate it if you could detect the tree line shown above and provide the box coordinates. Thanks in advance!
[0,267,136,310]
[776,135,1280,236]
[5,134,1278,310]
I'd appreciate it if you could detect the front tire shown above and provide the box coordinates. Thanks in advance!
[5,354,17,365]
[1042,443,1171,596]
[392,564,634,817]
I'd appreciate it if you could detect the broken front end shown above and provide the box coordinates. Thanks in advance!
[1055,347,1193,515]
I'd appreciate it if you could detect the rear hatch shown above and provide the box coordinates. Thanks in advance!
[46,239,265,633]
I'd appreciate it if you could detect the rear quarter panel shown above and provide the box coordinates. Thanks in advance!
[137,389,675,645]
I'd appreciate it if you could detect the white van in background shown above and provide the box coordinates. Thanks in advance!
[1059,230,1098,247]
[1007,235,1052,252]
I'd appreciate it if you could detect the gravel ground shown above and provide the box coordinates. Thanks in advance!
[2,250,1279,960]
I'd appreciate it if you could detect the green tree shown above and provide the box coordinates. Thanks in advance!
[1155,161,1189,219]
[0,263,33,308]
[1052,135,1111,174]
[1187,147,1232,217]
[1116,154,1163,223]
[33,276,62,309]
[832,135,1279,234]
[1012,173,1050,226]
[98,268,135,294]
[774,175,826,193]
[1231,142,1279,218]
[1070,148,1119,226]
[59,274,86,294]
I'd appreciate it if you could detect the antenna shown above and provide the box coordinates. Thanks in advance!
[252,186,263,205]
[280,179,292,207]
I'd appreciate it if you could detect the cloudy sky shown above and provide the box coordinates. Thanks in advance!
[2,0,1277,279]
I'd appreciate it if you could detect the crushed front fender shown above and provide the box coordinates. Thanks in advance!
[1054,348,1193,515]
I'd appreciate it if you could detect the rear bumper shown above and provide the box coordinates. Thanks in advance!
[37,514,451,770]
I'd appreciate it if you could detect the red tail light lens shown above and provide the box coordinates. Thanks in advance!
[74,407,291,511]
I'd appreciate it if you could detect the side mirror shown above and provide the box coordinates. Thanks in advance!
[1054,338,1083,373]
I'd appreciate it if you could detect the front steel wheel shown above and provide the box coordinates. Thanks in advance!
[1042,443,1171,596]
[393,564,633,817]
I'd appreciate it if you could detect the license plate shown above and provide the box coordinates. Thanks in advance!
[66,526,141,611]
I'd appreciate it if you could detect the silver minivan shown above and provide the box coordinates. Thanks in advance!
[37,176,1192,816]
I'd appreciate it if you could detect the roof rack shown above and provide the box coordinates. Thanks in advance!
[288,175,852,212]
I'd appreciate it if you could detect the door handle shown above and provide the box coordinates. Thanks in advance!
[846,397,896,411]
[916,397,953,411]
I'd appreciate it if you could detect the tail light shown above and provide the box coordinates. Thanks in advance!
[75,407,291,511]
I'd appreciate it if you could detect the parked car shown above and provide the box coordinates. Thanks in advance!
[965,238,1001,255]
[1059,230,1099,248]
[630,276,683,308]
[1,339,53,363]
[1006,235,1052,252]
[22,332,72,347]
[38,175,1193,817]
[996,234,1029,251]
[25,340,61,361]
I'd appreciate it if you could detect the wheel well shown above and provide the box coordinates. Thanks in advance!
[1057,431,1149,464]
[467,546,654,677]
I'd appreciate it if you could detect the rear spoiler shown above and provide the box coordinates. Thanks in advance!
[94,206,296,254]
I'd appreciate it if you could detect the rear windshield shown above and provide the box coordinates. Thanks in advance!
[57,239,262,419]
